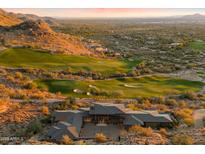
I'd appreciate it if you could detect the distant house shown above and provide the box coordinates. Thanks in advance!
[47,102,175,141]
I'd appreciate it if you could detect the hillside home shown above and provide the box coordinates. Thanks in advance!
[47,102,175,141]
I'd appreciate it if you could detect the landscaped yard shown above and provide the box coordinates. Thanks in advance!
[0,48,140,76]
[37,75,204,98]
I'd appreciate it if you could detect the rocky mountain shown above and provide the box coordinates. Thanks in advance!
[0,9,92,55]
[181,13,205,21]
[0,8,59,27]
[0,9,22,26]
[9,19,54,34]
[14,13,59,27]
[0,19,92,55]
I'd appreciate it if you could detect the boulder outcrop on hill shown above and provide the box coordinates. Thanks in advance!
[14,13,59,27]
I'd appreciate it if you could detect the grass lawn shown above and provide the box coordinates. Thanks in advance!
[0,48,140,76]
[189,41,205,51]
[37,75,204,98]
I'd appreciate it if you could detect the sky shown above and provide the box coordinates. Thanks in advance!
[4,8,205,18]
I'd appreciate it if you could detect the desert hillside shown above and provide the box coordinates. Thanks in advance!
[0,9,92,55]
[0,9,22,26]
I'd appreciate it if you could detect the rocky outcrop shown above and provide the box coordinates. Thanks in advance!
[14,13,59,27]
[8,20,53,34]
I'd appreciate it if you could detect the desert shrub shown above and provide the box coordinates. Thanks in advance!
[200,102,205,108]
[142,101,152,109]
[95,133,107,143]
[131,70,140,76]
[136,62,145,69]
[165,99,177,107]
[176,108,192,119]
[158,96,165,104]
[25,68,35,74]
[183,117,194,126]
[66,67,72,73]
[159,128,168,137]
[26,120,43,136]
[61,135,73,145]
[70,104,79,110]
[138,99,152,109]
[56,91,62,96]
[6,75,15,83]
[43,72,58,79]
[181,91,197,100]
[12,91,28,100]
[142,127,153,137]
[119,130,128,138]
[140,98,151,104]
[0,84,6,89]
[127,103,139,111]
[178,100,187,108]
[0,99,8,105]
[40,115,52,124]
[15,72,23,79]
[171,134,193,145]
[156,104,168,111]
[175,108,194,126]
[129,125,153,137]
[129,125,142,132]
[24,82,37,89]
[29,91,47,99]
[41,106,50,115]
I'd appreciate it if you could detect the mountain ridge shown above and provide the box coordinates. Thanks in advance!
[181,13,205,20]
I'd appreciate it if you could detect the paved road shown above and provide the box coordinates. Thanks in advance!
[194,109,205,128]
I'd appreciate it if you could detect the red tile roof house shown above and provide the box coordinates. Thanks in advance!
[46,102,175,142]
